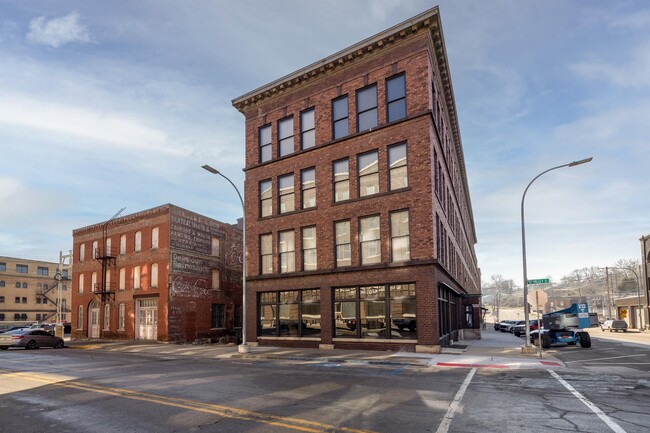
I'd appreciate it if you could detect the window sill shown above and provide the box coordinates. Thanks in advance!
[258,336,321,341]
[332,338,417,343]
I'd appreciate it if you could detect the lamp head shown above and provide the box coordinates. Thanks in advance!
[202,164,220,175]
[569,157,593,167]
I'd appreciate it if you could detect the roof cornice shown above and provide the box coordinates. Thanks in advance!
[232,6,441,111]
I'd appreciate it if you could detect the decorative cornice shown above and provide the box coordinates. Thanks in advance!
[232,7,441,112]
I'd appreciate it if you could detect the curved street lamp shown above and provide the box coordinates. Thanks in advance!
[202,164,250,354]
[521,157,593,351]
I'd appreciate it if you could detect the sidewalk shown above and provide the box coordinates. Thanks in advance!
[68,327,562,370]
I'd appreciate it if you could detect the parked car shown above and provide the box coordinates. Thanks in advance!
[513,320,540,337]
[500,320,524,333]
[0,329,65,350]
[600,319,628,332]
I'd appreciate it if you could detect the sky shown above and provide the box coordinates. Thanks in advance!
[1,0,648,286]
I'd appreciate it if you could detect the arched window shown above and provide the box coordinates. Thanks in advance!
[16,282,21,288]
[92,240,98,259]
[119,268,126,290]
[118,303,125,330]
[104,304,110,330]
[22,282,27,288]
[120,235,127,255]
[151,227,159,249]
[79,243,85,262]
[77,306,83,330]
[0,281,4,287]
[134,231,142,252]
[151,263,158,288]
[78,274,84,294]
[91,272,97,292]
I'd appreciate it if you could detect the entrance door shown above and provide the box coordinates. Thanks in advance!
[89,302,100,338]
[137,298,158,340]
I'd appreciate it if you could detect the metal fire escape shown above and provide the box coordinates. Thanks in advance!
[95,208,125,303]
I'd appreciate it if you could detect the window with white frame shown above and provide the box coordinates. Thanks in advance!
[301,109,315,150]
[278,174,295,214]
[151,227,159,249]
[333,159,350,202]
[260,234,273,275]
[92,240,98,259]
[302,227,317,271]
[134,266,141,289]
[134,231,142,252]
[360,215,381,265]
[389,143,408,190]
[91,271,97,292]
[358,151,379,197]
[278,117,294,157]
[335,220,352,267]
[106,270,111,292]
[106,237,112,256]
[279,230,295,273]
[78,273,84,294]
[151,263,158,288]
[79,244,85,262]
[301,168,316,209]
[118,303,125,330]
[259,124,272,163]
[119,268,126,290]
[260,179,272,217]
[120,235,127,255]
[391,210,411,262]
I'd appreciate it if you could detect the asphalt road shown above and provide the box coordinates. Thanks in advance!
[0,336,649,433]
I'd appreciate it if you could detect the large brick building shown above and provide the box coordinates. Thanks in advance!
[0,256,71,327]
[71,205,243,342]
[232,7,480,352]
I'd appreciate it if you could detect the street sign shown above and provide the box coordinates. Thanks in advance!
[527,278,550,285]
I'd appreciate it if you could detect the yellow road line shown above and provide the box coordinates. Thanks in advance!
[0,369,376,433]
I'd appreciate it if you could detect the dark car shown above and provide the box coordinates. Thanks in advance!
[601,319,628,332]
[513,319,540,337]
[0,329,65,350]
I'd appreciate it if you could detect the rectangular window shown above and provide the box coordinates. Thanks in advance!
[92,241,98,259]
[134,266,141,289]
[151,263,159,288]
[78,274,84,294]
[390,284,417,338]
[211,304,225,328]
[15,297,20,303]
[106,270,111,292]
[260,234,273,275]
[360,215,381,265]
[332,96,349,139]
[79,244,85,262]
[91,271,97,293]
[22,297,27,304]
[386,74,406,122]
[37,266,49,276]
[119,268,126,290]
[259,125,272,163]
[278,174,295,214]
[77,306,83,330]
[333,159,350,202]
[278,117,294,157]
[104,304,110,330]
[151,227,159,249]
[0,296,4,303]
[335,220,351,267]
[105,238,112,256]
[211,237,221,257]
[302,227,317,271]
[0,262,5,271]
[358,151,379,197]
[134,231,142,252]
[120,235,127,255]
[391,210,411,262]
[260,179,272,217]
[118,304,125,331]
[356,85,378,132]
[279,230,295,273]
[301,109,315,149]
[389,143,408,190]
[301,168,316,209]
[211,269,220,290]
[16,264,28,273]
[258,290,320,338]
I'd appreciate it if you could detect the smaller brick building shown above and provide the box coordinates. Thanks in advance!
[71,204,242,343]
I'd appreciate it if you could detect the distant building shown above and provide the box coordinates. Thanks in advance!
[232,7,480,352]
[640,234,650,329]
[71,204,242,342]
[0,256,71,326]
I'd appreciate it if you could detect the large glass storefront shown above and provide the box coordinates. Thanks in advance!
[334,283,416,340]
[258,289,321,337]
[438,284,459,345]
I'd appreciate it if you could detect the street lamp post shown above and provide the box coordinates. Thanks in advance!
[521,157,593,352]
[202,164,250,354]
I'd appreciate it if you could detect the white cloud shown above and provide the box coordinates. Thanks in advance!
[27,12,90,48]
[608,9,650,31]
[570,40,650,88]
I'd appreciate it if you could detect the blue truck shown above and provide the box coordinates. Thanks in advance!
[531,303,592,349]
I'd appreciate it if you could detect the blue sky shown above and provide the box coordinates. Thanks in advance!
[1,1,648,285]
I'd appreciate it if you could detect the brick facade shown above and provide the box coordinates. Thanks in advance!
[233,7,480,352]
[71,204,242,343]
